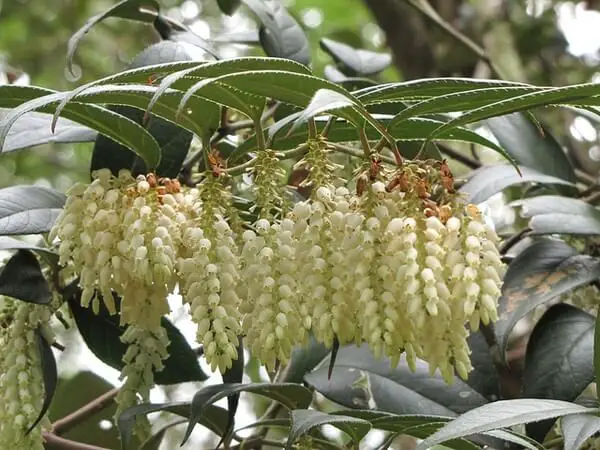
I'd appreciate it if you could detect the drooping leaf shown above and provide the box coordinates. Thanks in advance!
[91,41,195,178]
[282,335,330,383]
[67,0,160,75]
[0,85,161,170]
[464,331,500,401]
[181,383,313,445]
[0,236,57,264]
[0,110,96,153]
[68,292,208,384]
[304,345,488,416]
[26,329,57,434]
[0,185,65,236]
[497,239,600,359]
[0,250,51,305]
[258,3,310,66]
[486,113,576,183]
[217,0,241,15]
[286,409,371,450]
[459,164,575,204]
[415,399,596,450]
[320,38,392,76]
[512,196,600,236]
[118,402,228,450]
[562,414,600,450]
[522,304,595,441]
[219,337,245,448]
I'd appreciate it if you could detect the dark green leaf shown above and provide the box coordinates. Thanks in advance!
[497,240,600,359]
[0,250,51,304]
[320,38,392,76]
[0,110,96,153]
[287,409,371,450]
[562,414,600,450]
[259,4,310,66]
[217,0,241,15]
[27,330,57,434]
[234,418,291,434]
[68,292,208,384]
[91,42,194,178]
[459,164,575,204]
[139,419,187,450]
[486,113,576,183]
[0,237,58,265]
[0,185,65,236]
[219,337,245,448]
[415,399,596,450]
[522,304,595,441]
[67,0,160,75]
[304,345,487,416]
[282,335,330,383]
[0,86,161,170]
[182,383,313,445]
[512,196,600,236]
[118,402,228,449]
[465,332,500,401]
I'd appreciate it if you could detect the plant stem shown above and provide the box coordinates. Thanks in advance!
[43,432,110,450]
[358,128,372,158]
[499,227,531,255]
[52,388,119,435]
[307,118,318,140]
[329,142,396,165]
[224,144,309,177]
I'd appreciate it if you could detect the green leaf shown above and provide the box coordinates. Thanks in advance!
[522,304,595,441]
[512,196,600,235]
[304,345,487,416]
[486,113,577,183]
[258,3,310,65]
[287,409,371,450]
[118,402,228,450]
[66,0,160,75]
[27,330,57,434]
[0,185,65,236]
[0,110,96,153]
[0,85,161,170]
[562,414,600,450]
[320,38,391,76]
[182,383,313,445]
[219,338,245,448]
[292,88,358,131]
[282,335,330,383]
[68,292,208,384]
[415,399,596,450]
[0,250,51,305]
[91,41,194,178]
[217,0,241,15]
[430,83,600,138]
[0,236,58,264]
[139,419,187,450]
[497,239,600,360]
[357,78,531,104]
[465,332,500,401]
[459,164,575,204]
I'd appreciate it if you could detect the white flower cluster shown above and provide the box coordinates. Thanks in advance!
[52,159,505,382]
[0,297,53,450]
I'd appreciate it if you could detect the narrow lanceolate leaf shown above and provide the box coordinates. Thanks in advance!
[356,78,531,104]
[68,292,208,384]
[258,3,311,66]
[0,85,161,170]
[304,345,487,416]
[430,83,600,138]
[118,402,229,450]
[320,38,392,76]
[459,164,575,204]
[139,419,187,450]
[522,304,595,441]
[26,330,57,434]
[219,338,245,448]
[562,414,600,450]
[181,383,313,445]
[512,196,600,235]
[486,113,577,183]
[0,110,96,153]
[496,239,600,359]
[415,399,596,450]
[287,410,372,450]
[0,185,65,236]
[0,250,51,305]
[67,0,160,75]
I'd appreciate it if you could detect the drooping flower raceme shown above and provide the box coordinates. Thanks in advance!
[0,297,53,450]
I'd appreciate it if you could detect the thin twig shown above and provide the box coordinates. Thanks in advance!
[328,142,396,165]
[52,342,66,352]
[43,432,110,450]
[52,388,120,435]
[437,144,482,169]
